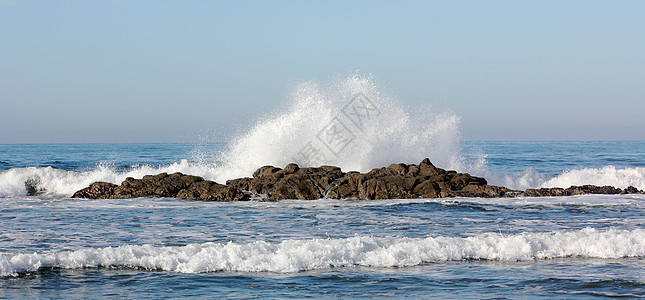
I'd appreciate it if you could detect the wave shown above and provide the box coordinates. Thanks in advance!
[1,228,643,276]
[1,75,644,197]
[540,166,645,190]
[0,161,221,198]
[0,75,472,197]
[1,162,645,198]
[1,161,644,198]
[476,166,645,191]
[210,74,468,183]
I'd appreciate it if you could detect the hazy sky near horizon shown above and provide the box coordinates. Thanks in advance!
[1,0,644,143]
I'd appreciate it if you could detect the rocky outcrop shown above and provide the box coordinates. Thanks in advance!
[71,158,645,201]
[71,182,119,199]
[72,172,248,201]
[226,164,344,200]
[520,185,641,197]
[323,159,512,199]
[222,159,513,201]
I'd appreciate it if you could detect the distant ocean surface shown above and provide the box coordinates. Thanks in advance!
[1,141,645,298]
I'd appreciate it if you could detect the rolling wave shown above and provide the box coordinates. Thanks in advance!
[1,164,644,198]
[2,228,643,276]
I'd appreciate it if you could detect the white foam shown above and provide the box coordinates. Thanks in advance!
[468,167,548,191]
[1,228,643,276]
[0,75,473,197]
[210,75,468,183]
[0,160,222,198]
[464,165,645,191]
[540,166,645,190]
[1,75,643,197]
[5,163,643,198]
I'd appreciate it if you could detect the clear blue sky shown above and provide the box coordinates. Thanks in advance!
[1,0,644,143]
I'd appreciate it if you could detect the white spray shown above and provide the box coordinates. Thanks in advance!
[2,75,644,197]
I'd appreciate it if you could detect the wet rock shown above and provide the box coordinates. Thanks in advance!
[626,186,643,194]
[520,185,644,197]
[176,181,245,201]
[24,177,45,196]
[233,165,344,200]
[115,172,205,198]
[72,172,249,201]
[71,159,645,201]
[324,159,510,200]
[71,182,119,199]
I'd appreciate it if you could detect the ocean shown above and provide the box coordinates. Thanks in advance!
[1,141,644,298]
[1,77,645,298]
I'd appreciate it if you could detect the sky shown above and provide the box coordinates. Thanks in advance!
[1,0,644,143]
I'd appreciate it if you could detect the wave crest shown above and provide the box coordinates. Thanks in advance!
[2,76,644,197]
[541,166,645,190]
[2,228,643,276]
[0,161,221,198]
[210,75,465,183]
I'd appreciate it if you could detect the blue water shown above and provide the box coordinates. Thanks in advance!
[0,143,221,172]
[464,140,645,175]
[1,142,645,298]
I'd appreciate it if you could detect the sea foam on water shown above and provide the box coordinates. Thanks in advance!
[1,75,645,197]
[2,227,643,276]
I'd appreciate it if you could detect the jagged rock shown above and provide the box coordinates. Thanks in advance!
[72,182,119,199]
[71,159,645,201]
[72,172,249,201]
[229,165,343,200]
[324,158,509,199]
[626,186,642,194]
[176,181,245,201]
[115,172,204,198]
[520,185,643,197]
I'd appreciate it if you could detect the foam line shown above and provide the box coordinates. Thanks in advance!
[2,228,643,276]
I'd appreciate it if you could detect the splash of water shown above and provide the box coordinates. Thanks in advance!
[0,75,472,197]
[4,75,642,197]
[211,75,467,183]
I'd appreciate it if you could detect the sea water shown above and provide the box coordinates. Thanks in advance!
[1,142,644,298]
[1,76,645,298]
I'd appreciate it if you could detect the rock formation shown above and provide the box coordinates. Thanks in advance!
[71,158,644,201]
[72,172,247,201]
[521,185,641,197]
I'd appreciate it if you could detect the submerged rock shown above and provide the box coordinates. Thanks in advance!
[71,159,645,201]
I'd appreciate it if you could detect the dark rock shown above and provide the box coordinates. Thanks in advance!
[115,172,205,198]
[248,165,344,200]
[71,158,645,201]
[71,182,119,199]
[72,172,249,201]
[324,160,509,200]
[25,177,45,196]
[519,185,644,197]
[176,181,245,201]
[626,186,643,194]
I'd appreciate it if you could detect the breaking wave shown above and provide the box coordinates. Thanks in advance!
[472,166,645,191]
[0,161,219,198]
[540,166,645,190]
[2,228,643,276]
[0,75,470,197]
[1,75,644,197]
[210,74,467,182]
